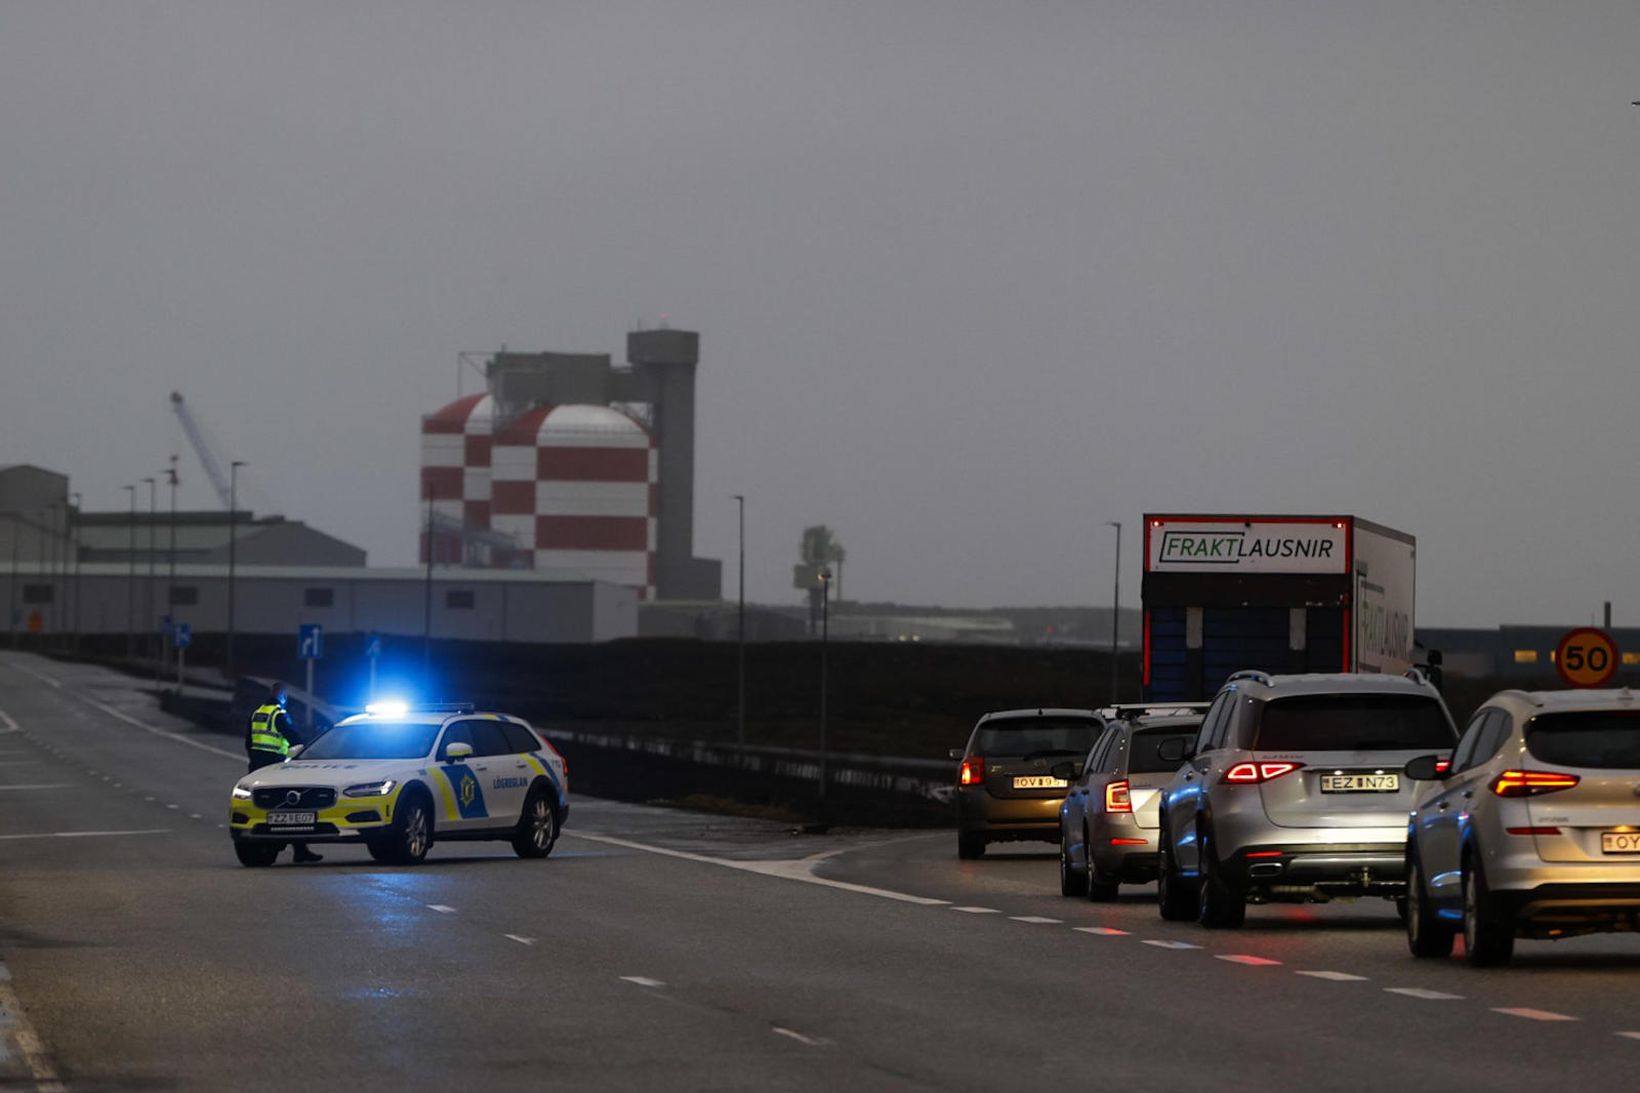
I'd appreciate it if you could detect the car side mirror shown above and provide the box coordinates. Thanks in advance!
[948,748,965,761]
[444,742,474,762]
[1049,761,1082,781]
[1404,754,1449,781]
[286,744,304,760]
[1156,737,1194,763]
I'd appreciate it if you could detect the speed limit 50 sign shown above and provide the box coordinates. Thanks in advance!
[1554,627,1619,688]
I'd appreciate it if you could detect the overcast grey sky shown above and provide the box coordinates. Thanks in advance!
[3,1,1638,626]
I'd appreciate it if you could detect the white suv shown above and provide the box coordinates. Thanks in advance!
[1404,689,1640,966]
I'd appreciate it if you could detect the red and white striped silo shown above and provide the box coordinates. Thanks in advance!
[421,396,656,598]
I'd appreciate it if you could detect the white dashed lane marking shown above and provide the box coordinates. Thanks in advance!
[426,905,456,914]
[1385,988,1463,1001]
[772,1027,832,1047]
[1616,1032,1640,1041]
[1142,940,1202,950]
[1295,971,1369,982]
[1073,927,1131,936]
[1217,955,1282,966]
[1009,916,1062,925]
[1494,1008,1577,1022]
[620,977,665,988]
[504,935,536,946]
[951,906,1000,915]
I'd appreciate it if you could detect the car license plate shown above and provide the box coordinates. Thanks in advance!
[1013,776,1068,790]
[1320,774,1399,793]
[267,811,317,826]
[1601,831,1640,854]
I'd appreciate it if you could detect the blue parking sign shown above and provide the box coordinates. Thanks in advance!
[298,623,324,660]
[174,623,191,650]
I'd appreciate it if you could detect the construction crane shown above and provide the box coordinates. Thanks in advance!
[168,392,233,508]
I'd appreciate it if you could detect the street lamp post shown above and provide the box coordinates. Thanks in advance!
[227,460,245,676]
[816,567,832,830]
[46,503,59,648]
[6,515,18,648]
[166,460,178,679]
[422,491,435,671]
[1108,521,1122,703]
[34,510,47,647]
[123,485,136,657]
[69,492,81,653]
[143,477,156,663]
[733,493,746,747]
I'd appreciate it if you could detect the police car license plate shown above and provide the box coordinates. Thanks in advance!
[267,811,317,826]
[1320,774,1399,793]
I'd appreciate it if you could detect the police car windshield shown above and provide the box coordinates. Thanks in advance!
[300,722,440,760]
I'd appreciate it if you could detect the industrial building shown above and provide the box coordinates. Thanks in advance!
[421,328,722,601]
[1,463,635,645]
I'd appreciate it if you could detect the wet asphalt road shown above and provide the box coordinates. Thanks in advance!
[0,652,1637,1091]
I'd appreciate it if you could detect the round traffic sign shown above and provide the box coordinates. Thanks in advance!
[1554,627,1619,688]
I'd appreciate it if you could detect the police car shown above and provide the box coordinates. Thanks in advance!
[228,701,569,867]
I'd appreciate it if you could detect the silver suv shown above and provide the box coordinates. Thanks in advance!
[1404,689,1640,966]
[1155,671,1457,928]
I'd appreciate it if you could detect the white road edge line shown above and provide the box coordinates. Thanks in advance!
[1493,1008,1578,1022]
[1294,970,1369,982]
[1217,955,1282,966]
[0,829,171,841]
[1615,1031,1640,1041]
[620,976,665,988]
[772,1027,831,1047]
[426,905,456,914]
[3,662,61,689]
[0,707,21,733]
[566,830,952,906]
[81,696,243,761]
[504,935,536,946]
[951,906,1001,914]
[0,965,66,1092]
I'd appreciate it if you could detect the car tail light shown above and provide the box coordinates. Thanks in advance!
[1109,837,1148,846]
[1505,826,1562,836]
[1104,779,1132,813]
[1491,770,1580,797]
[541,738,568,777]
[959,757,986,786]
[1245,850,1284,858]
[1223,762,1304,784]
[1434,758,1451,775]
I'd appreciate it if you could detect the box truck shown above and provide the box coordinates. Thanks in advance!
[1141,514,1416,701]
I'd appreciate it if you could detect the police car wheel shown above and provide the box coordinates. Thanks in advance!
[365,839,396,864]
[385,795,433,865]
[234,841,280,868]
[512,789,557,859]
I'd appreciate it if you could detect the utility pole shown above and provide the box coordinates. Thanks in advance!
[46,503,59,648]
[816,567,832,830]
[733,493,746,747]
[34,511,47,647]
[1108,521,1122,702]
[123,485,136,657]
[227,460,244,676]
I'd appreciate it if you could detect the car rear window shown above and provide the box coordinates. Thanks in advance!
[971,718,1102,759]
[1252,695,1453,752]
[1526,711,1640,769]
[1129,728,1200,773]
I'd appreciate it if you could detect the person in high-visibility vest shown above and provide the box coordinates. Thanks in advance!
[245,682,322,864]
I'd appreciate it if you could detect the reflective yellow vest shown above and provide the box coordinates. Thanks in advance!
[248,704,291,756]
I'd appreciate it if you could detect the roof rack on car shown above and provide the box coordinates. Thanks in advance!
[1098,702,1211,720]
[1403,668,1429,686]
[1225,670,1271,685]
